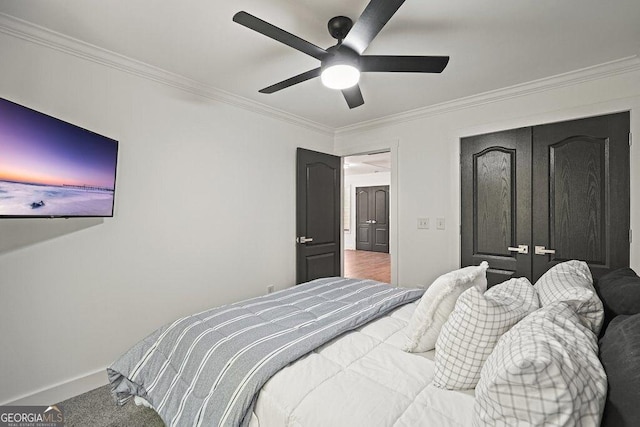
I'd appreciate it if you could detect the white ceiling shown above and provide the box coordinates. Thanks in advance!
[1,0,639,130]
[344,152,391,176]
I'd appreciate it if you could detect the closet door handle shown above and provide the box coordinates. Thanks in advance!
[507,245,529,254]
[535,246,556,255]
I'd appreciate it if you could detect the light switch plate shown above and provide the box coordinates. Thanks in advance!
[436,217,446,230]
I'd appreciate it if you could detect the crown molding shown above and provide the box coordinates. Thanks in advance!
[335,55,640,136]
[0,13,334,136]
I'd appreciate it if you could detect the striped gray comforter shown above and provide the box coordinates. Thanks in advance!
[108,277,424,427]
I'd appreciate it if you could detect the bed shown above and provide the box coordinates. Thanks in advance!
[247,300,475,427]
[108,262,640,427]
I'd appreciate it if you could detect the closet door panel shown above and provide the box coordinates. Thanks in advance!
[372,187,390,253]
[532,112,630,282]
[356,188,372,251]
[551,137,605,263]
[461,128,532,286]
[475,149,513,256]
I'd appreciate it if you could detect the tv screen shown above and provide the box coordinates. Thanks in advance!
[0,97,118,218]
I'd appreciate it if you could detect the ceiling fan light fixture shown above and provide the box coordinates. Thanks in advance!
[321,64,360,90]
[233,5,450,109]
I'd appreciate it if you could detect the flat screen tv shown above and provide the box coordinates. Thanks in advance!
[0,97,118,218]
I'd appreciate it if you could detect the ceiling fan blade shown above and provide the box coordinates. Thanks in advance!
[360,55,449,73]
[259,68,322,94]
[341,85,365,109]
[341,0,406,54]
[233,11,327,60]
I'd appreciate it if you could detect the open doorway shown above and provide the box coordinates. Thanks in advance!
[343,152,391,283]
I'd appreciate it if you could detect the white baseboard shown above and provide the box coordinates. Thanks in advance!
[2,368,108,406]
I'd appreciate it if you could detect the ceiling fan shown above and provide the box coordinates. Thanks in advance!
[233,0,449,109]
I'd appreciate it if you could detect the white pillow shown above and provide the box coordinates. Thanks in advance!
[432,277,539,390]
[534,260,604,335]
[404,261,489,353]
[473,301,607,426]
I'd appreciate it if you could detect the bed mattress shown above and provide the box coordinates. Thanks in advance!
[248,300,475,427]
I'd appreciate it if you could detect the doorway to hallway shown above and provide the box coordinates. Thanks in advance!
[343,152,392,284]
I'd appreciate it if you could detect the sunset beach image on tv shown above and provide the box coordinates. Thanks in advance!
[0,98,118,218]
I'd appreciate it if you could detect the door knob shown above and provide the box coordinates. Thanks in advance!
[507,244,529,254]
[535,246,556,255]
[296,236,314,244]
[370,220,377,224]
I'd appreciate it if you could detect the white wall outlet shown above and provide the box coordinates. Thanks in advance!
[267,285,275,294]
[417,217,430,229]
[436,217,446,230]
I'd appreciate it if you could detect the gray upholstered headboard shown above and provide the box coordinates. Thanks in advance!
[594,268,640,426]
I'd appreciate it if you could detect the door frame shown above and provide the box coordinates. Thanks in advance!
[336,139,400,285]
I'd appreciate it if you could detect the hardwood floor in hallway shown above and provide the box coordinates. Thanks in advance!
[344,249,391,284]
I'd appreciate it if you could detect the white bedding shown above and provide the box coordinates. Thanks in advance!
[248,301,475,427]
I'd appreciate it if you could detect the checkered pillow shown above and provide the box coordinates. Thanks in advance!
[432,277,539,390]
[404,261,489,353]
[534,260,604,335]
[473,301,607,426]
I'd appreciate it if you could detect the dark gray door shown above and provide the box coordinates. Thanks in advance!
[296,148,341,284]
[461,112,630,286]
[356,186,389,253]
[461,128,532,286]
[531,112,630,282]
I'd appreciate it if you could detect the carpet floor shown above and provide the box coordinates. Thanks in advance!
[57,385,164,427]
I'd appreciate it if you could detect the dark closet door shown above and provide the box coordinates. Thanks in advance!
[461,112,630,286]
[356,186,390,253]
[531,112,630,282]
[356,187,373,251]
[296,148,341,284]
[461,128,532,285]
